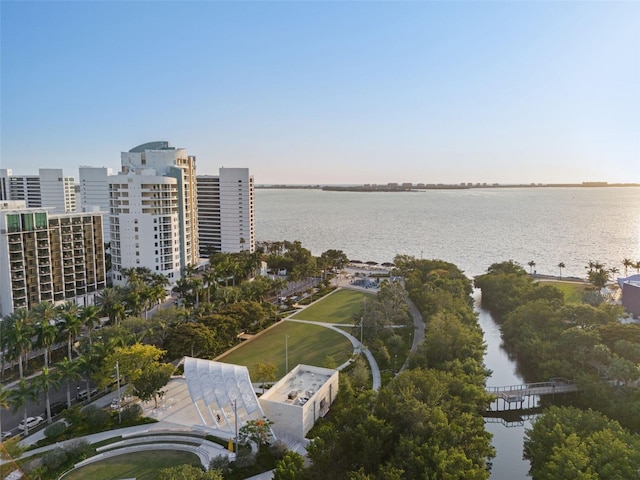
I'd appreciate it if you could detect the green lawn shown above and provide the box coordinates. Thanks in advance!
[291,289,370,324]
[62,450,201,480]
[539,279,590,304]
[218,321,352,377]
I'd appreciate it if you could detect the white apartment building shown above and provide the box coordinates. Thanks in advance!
[0,168,76,213]
[197,168,254,256]
[79,166,113,240]
[0,201,106,317]
[109,141,198,286]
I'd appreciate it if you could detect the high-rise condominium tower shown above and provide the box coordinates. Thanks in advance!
[197,168,255,256]
[0,201,106,316]
[109,141,198,286]
[0,168,76,213]
[79,166,113,240]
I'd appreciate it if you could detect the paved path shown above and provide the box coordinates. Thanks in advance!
[285,318,381,391]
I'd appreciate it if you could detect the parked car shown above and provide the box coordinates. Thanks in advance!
[17,416,44,431]
[1,431,12,440]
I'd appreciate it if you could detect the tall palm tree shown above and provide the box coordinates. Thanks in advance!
[634,260,640,274]
[202,269,218,304]
[0,385,11,438]
[9,379,38,436]
[622,258,633,277]
[33,367,60,424]
[80,305,100,350]
[35,315,58,369]
[97,286,126,325]
[557,262,566,278]
[58,301,83,361]
[55,357,81,408]
[4,309,34,379]
[77,354,99,403]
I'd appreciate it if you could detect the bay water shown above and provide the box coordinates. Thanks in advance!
[255,186,640,479]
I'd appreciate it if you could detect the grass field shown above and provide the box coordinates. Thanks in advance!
[291,289,370,324]
[539,279,590,304]
[62,450,201,480]
[219,321,353,377]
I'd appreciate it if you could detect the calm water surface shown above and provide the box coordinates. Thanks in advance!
[255,187,640,479]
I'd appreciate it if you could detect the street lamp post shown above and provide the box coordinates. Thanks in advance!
[116,360,121,424]
[285,334,289,373]
[360,316,363,351]
[233,398,238,454]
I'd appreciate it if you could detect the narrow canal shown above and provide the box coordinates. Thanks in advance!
[476,294,532,480]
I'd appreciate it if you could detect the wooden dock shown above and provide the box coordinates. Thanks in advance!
[486,377,578,411]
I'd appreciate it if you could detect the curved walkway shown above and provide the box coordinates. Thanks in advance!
[285,318,381,391]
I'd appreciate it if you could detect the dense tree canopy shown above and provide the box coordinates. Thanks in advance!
[524,406,640,480]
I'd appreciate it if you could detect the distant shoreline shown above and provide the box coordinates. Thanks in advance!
[256,183,640,192]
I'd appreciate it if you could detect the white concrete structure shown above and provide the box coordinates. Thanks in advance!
[197,168,254,256]
[109,141,198,286]
[259,364,339,438]
[79,166,113,240]
[0,201,106,316]
[0,168,76,213]
[176,357,267,435]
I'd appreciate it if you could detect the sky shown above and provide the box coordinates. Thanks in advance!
[1,1,639,185]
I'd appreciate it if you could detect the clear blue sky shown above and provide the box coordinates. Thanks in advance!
[1,1,639,185]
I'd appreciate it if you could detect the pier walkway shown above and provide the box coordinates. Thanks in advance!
[486,377,578,411]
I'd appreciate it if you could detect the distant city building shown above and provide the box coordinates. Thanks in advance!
[79,166,113,240]
[0,201,106,316]
[109,141,198,286]
[0,168,76,213]
[197,168,254,256]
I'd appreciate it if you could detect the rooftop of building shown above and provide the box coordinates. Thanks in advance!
[129,141,172,153]
[260,364,336,407]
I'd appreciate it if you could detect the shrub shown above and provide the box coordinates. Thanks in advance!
[44,421,67,439]
[234,448,256,469]
[42,447,67,470]
[85,408,110,429]
[209,454,230,472]
[120,403,143,423]
[65,439,91,462]
[269,440,289,459]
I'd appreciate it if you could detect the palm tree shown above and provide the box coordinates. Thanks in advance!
[557,262,566,278]
[622,258,633,277]
[634,260,640,274]
[33,367,60,424]
[58,301,83,361]
[202,269,218,304]
[9,379,38,436]
[0,385,11,438]
[4,309,34,379]
[77,354,99,403]
[527,261,536,274]
[97,286,126,325]
[609,266,619,277]
[55,357,81,408]
[35,315,58,369]
[585,260,596,273]
[80,304,100,350]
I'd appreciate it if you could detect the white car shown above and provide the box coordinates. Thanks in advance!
[1,431,12,440]
[17,416,44,431]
